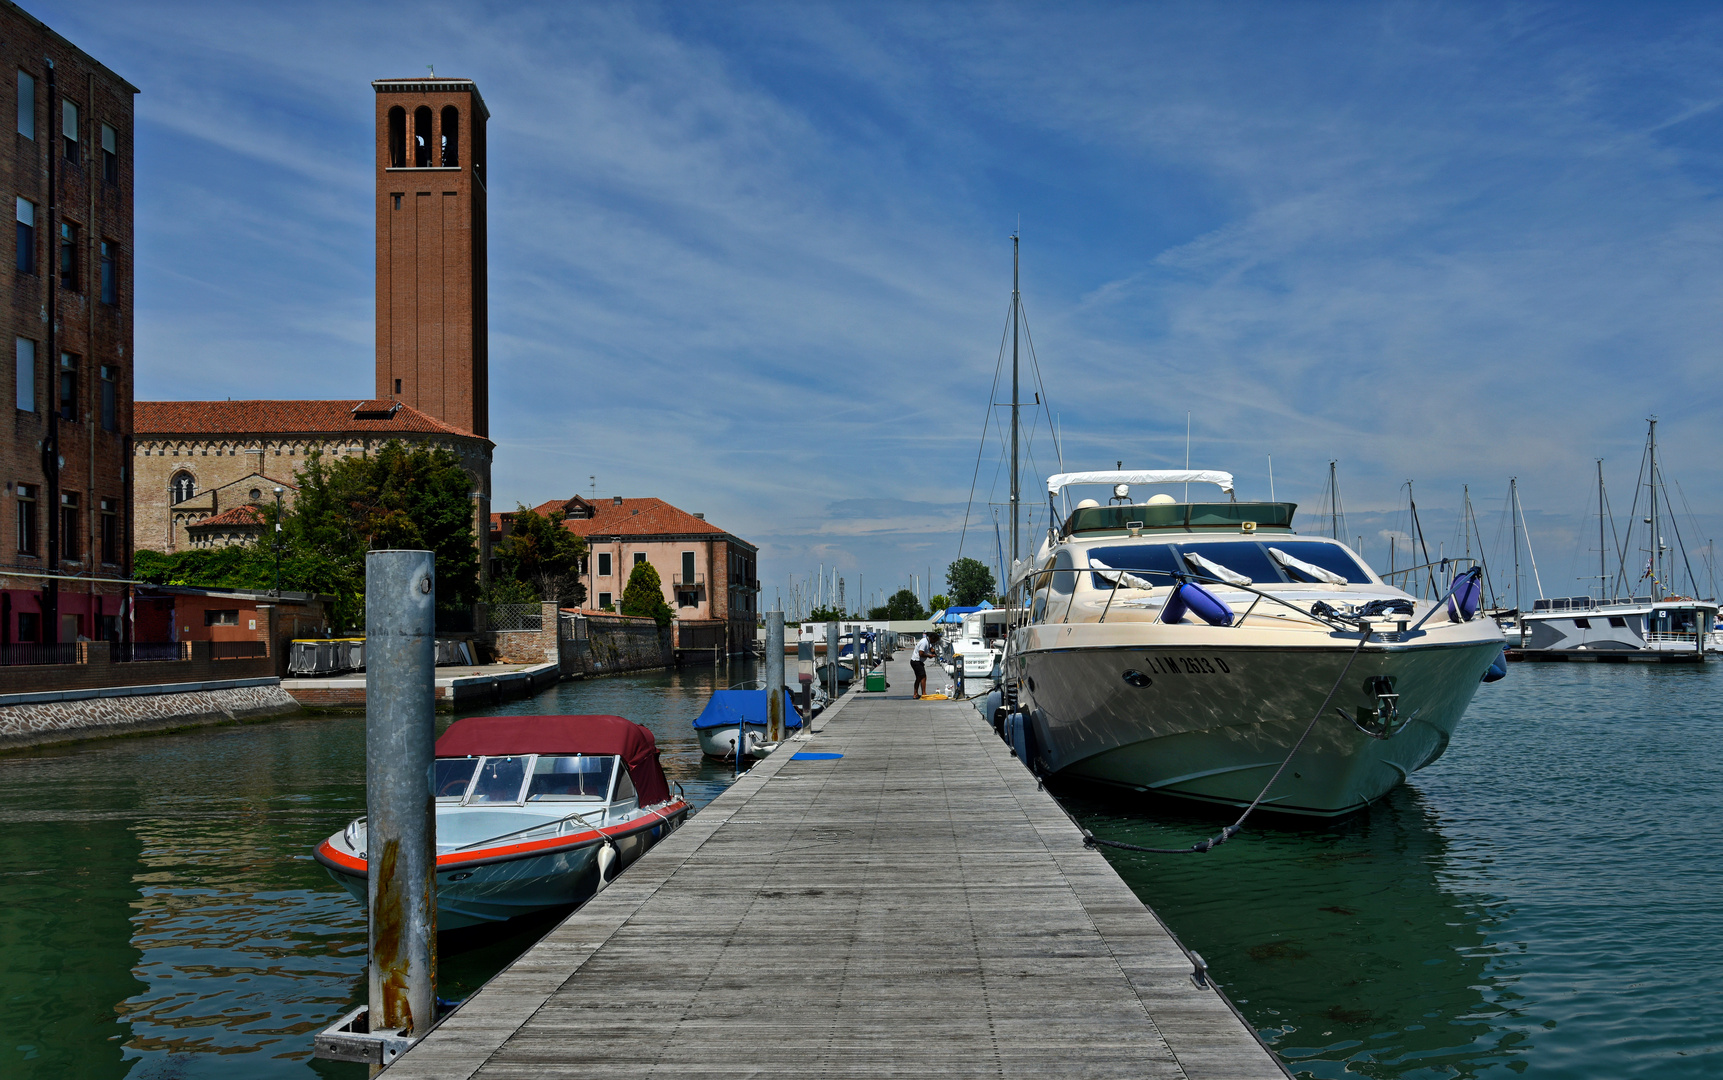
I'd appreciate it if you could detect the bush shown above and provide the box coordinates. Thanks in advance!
[620,561,672,627]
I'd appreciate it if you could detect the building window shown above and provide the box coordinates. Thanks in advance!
[100,498,117,564]
[59,220,77,291]
[16,197,34,274]
[171,471,195,504]
[682,550,695,585]
[61,99,78,163]
[59,492,77,561]
[17,71,33,138]
[204,609,239,626]
[16,611,39,641]
[387,106,406,167]
[634,552,647,566]
[597,592,612,609]
[100,364,117,431]
[440,105,459,166]
[58,353,76,420]
[597,552,612,577]
[100,241,116,304]
[394,378,401,394]
[101,123,118,184]
[413,106,432,167]
[15,337,33,412]
[16,483,37,554]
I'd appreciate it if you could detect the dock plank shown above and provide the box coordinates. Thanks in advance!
[385,657,1287,1079]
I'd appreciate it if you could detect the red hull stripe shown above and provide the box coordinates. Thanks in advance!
[315,800,689,875]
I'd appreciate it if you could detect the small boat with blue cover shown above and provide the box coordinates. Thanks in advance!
[693,688,803,760]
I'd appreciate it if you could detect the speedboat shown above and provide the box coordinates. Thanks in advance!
[949,607,1013,693]
[693,688,802,760]
[1004,469,1505,817]
[315,714,690,929]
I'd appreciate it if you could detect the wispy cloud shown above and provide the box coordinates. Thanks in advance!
[35,0,1723,608]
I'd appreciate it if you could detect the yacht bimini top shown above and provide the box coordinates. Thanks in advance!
[1046,469,1235,497]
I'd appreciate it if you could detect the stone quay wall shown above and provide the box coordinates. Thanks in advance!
[0,680,300,751]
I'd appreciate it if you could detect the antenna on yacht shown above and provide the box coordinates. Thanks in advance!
[1268,455,1274,501]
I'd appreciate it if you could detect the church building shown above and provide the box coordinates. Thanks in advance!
[134,78,493,569]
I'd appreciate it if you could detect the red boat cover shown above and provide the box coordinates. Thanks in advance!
[435,715,672,806]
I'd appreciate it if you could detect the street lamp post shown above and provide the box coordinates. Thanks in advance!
[273,486,284,597]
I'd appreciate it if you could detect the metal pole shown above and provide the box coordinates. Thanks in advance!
[365,549,438,1039]
[766,610,785,742]
[827,621,839,701]
[1009,232,1020,599]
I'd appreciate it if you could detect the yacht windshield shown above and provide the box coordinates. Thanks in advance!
[466,756,530,804]
[1177,542,1284,586]
[434,758,478,800]
[1267,541,1375,584]
[1086,544,1185,590]
[526,755,616,801]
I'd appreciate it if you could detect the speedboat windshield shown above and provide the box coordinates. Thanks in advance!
[468,756,530,804]
[526,755,616,801]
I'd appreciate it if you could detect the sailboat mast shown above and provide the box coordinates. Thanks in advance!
[1511,477,1521,611]
[1010,231,1020,592]
[1648,417,1660,601]
[1597,459,1606,601]
[1329,461,1338,539]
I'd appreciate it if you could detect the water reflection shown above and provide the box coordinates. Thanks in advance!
[1063,782,1521,1076]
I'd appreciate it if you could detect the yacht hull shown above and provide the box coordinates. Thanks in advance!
[1012,638,1502,816]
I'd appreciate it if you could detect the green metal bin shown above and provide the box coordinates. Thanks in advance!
[864,670,887,693]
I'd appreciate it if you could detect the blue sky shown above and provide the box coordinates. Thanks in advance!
[40,0,1723,611]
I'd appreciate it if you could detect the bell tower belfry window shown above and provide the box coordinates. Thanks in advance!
[373,77,489,440]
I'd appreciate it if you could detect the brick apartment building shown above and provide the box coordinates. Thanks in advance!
[133,78,494,575]
[495,496,760,647]
[1,1,136,647]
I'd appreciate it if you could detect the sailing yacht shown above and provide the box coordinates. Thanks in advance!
[1003,470,1505,817]
[1514,421,1716,662]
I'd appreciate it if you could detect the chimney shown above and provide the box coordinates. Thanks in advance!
[693,512,705,520]
[612,495,623,506]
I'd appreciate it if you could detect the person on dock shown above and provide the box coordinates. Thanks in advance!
[911,629,940,699]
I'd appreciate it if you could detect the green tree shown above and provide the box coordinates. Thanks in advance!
[928,593,950,612]
[134,546,273,589]
[945,557,997,607]
[493,505,588,605]
[620,560,673,627]
[875,588,925,620]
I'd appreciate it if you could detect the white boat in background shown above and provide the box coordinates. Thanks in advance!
[693,688,803,760]
[1003,469,1505,817]
[316,715,689,929]
[949,608,1013,693]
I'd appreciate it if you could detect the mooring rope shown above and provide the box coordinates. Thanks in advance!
[1076,628,1372,855]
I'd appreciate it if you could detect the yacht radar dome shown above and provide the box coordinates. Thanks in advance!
[1147,493,1176,505]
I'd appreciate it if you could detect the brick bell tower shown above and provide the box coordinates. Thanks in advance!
[373,78,489,438]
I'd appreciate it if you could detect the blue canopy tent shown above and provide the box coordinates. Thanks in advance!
[691,689,804,731]
[929,602,994,625]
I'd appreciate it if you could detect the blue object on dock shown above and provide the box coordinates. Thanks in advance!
[691,689,803,730]
[791,752,843,760]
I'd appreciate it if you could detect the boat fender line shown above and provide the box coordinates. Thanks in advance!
[1078,628,1371,855]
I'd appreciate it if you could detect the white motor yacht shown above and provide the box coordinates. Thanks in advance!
[1004,470,1506,817]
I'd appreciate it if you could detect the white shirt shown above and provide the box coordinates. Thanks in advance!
[913,635,938,662]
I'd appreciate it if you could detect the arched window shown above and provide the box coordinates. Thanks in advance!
[170,471,195,504]
[440,106,459,167]
[413,106,432,167]
[387,106,406,168]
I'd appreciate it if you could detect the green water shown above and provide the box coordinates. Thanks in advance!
[1062,662,1723,1078]
[0,661,1717,1077]
[0,662,754,1080]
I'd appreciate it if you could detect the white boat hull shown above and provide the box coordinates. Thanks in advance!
[697,723,780,761]
[1010,637,1502,817]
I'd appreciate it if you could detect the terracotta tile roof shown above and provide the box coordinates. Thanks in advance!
[493,497,747,545]
[188,505,266,528]
[134,399,487,442]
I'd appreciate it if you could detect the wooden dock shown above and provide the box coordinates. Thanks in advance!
[385,656,1288,1079]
